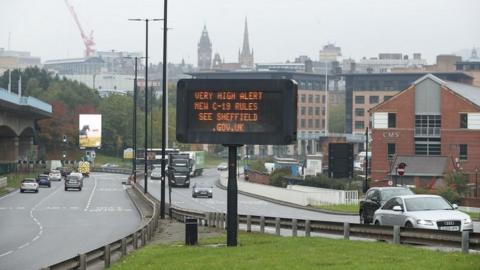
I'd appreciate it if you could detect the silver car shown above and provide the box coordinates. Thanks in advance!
[373,194,473,231]
[192,183,213,198]
[150,168,162,180]
[48,170,62,181]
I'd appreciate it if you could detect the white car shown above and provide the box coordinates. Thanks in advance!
[48,170,62,181]
[20,178,39,193]
[150,168,162,180]
[373,194,473,231]
[217,162,228,171]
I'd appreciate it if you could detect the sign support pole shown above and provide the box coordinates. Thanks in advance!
[226,144,240,247]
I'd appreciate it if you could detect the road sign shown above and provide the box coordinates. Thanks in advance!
[397,162,407,176]
[176,79,298,145]
[388,180,393,186]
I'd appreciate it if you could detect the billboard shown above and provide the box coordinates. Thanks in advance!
[79,114,102,149]
[176,79,297,145]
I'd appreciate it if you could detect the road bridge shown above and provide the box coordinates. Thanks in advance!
[0,87,51,162]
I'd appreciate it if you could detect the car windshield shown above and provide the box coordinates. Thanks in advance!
[194,184,211,189]
[382,189,413,202]
[405,197,452,211]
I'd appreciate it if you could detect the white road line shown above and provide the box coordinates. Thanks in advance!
[84,176,98,211]
[0,250,13,258]
[18,243,30,249]
[32,236,40,242]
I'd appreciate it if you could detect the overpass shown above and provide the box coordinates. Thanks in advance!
[0,87,51,162]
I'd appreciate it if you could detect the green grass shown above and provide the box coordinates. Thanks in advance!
[462,211,480,221]
[111,232,480,270]
[94,153,131,168]
[312,204,360,214]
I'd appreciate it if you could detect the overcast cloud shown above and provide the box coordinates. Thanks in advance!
[1,0,479,64]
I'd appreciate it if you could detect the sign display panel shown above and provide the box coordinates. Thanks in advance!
[176,79,297,145]
[79,114,102,149]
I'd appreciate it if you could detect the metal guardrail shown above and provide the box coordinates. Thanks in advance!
[41,184,159,270]
[168,208,480,254]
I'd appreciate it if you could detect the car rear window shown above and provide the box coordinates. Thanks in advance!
[23,179,36,183]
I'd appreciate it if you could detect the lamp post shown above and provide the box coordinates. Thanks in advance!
[160,0,169,219]
[129,18,162,194]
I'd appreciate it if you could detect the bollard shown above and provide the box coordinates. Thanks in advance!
[343,222,350,240]
[260,216,265,233]
[462,230,470,254]
[305,220,311,237]
[275,217,281,236]
[292,219,298,237]
[185,218,198,245]
[79,253,87,270]
[215,213,220,228]
[221,213,226,230]
[104,244,111,268]
[247,215,252,232]
[141,228,147,246]
[393,226,401,244]
[121,238,127,256]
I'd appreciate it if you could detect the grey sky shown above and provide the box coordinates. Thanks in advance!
[1,0,479,65]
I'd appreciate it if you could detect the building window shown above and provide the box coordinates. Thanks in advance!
[322,95,326,104]
[415,115,441,136]
[355,108,365,117]
[460,113,468,128]
[315,107,320,115]
[308,95,313,103]
[315,95,320,103]
[315,119,320,128]
[300,119,306,128]
[459,144,468,160]
[308,107,313,115]
[369,96,379,104]
[387,143,396,160]
[415,138,441,156]
[384,96,392,101]
[355,121,364,129]
[301,107,306,115]
[388,113,396,128]
[355,96,365,104]
[308,119,313,128]
[301,94,306,103]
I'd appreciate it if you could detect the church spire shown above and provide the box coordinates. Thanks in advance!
[238,17,254,69]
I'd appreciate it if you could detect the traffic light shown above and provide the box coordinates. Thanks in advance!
[63,135,67,143]
[62,151,67,159]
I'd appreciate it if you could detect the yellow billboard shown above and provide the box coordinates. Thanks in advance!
[79,114,102,149]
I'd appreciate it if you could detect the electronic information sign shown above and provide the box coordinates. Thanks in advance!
[176,79,297,145]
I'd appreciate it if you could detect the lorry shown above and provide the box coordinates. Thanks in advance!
[182,151,205,177]
[46,160,63,171]
[78,161,90,177]
[167,153,191,187]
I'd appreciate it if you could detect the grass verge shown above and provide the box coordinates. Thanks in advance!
[312,204,360,214]
[111,232,480,270]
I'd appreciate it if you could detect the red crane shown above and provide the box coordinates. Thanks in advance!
[64,0,95,57]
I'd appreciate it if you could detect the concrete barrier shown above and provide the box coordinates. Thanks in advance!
[0,177,7,188]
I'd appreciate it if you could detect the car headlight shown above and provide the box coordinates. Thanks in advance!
[194,189,198,193]
[416,219,434,226]
[464,218,472,225]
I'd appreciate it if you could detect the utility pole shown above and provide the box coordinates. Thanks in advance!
[160,0,168,219]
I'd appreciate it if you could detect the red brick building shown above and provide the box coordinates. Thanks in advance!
[369,74,480,194]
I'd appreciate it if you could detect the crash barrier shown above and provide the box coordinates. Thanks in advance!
[168,207,480,254]
[91,167,132,174]
[41,183,159,270]
[220,177,358,206]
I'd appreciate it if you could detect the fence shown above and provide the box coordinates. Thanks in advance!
[287,185,358,205]
[168,207,480,254]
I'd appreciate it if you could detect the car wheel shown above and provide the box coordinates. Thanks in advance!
[405,221,413,228]
[65,187,67,191]
[374,220,380,225]
[20,189,24,193]
[79,187,82,191]
[193,195,196,198]
[359,212,365,224]
[35,190,39,193]
[209,195,212,198]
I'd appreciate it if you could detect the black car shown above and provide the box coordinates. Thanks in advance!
[359,187,414,224]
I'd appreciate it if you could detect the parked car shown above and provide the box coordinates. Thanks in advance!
[48,169,62,181]
[101,163,119,168]
[217,162,228,171]
[359,187,414,224]
[65,174,83,191]
[36,174,51,188]
[373,194,473,231]
[151,168,162,180]
[20,178,39,193]
[192,183,213,198]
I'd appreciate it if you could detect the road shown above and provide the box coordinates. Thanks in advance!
[143,168,358,223]
[144,168,480,232]
[0,173,140,270]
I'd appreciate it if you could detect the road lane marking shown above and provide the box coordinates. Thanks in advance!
[0,250,13,258]
[84,176,98,211]
[18,243,30,249]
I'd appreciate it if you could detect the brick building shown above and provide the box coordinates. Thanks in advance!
[369,74,480,195]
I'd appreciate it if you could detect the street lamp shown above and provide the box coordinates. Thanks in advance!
[129,18,162,194]
[160,0,169,219]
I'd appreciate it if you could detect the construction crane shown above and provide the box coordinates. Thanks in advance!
[64,0,95,57]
